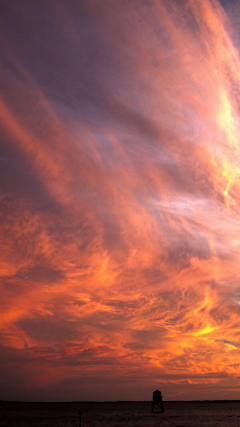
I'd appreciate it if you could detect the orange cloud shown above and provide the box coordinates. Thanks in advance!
[1,0,240,401]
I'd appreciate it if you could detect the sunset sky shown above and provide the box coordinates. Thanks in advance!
[2,0,240,402]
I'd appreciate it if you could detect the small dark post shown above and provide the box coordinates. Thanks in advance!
[151,390,164,413]
[78,410,82,427]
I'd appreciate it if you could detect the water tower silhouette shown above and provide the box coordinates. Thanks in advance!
[151,390,164,412]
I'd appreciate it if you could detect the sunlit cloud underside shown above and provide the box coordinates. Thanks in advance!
[1,0,240,401]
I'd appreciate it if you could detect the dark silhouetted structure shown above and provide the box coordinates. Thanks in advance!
[78,410,82,427]
[151,390,164,412]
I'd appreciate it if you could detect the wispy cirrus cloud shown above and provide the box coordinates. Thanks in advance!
[1,0,240,401]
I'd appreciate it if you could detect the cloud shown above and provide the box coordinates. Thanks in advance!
[1,0,240,401]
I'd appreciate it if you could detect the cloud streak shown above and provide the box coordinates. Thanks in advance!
[1,0,240,401]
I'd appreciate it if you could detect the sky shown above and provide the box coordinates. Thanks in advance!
[1,0,240,402]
